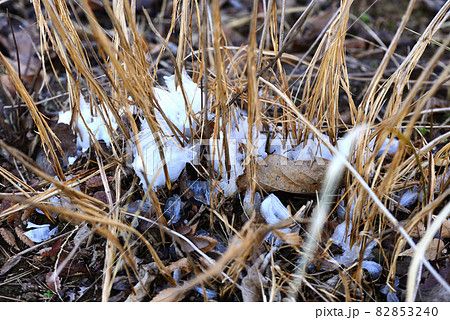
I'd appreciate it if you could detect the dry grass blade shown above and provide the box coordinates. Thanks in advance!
[288,126,366,300]
[406,201,450,301]
[0,53,64,180]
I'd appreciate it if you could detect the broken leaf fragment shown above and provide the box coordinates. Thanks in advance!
[399,238,444,261]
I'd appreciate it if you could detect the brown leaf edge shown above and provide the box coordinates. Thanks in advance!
[0,227,19,250]
[15,226,34,247]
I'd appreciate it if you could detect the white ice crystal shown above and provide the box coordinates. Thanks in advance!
[24,222,58,243]
[58,96,118,152]
[131,71,201,190]
[331,222,376,267]
[132,122,196,190]
[210,112,267,197]
[399,190,418,208]
[362,260,383,279]
[260,194,293,245]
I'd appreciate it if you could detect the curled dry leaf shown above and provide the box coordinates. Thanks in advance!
[14,226,34,247]
[399,238,445,261]
[175,221,198,237]
[0,227,19,250]
[36,238,63,258]
[182,235,218,253]
[240,154,329,194]
[45,271,61,292]
[125,262,159,302]
[166,258,192,274]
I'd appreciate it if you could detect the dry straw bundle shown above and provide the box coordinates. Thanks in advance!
[0,0,448,302]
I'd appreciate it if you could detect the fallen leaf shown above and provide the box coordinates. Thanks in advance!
[440,220,450,238]
[241,254,268,302]
[417,265,450,302]
[15,226,34,247]
[409,221,426,238]
[399,238,445,261]
[242,154,329,194]
[57,259,89,277]
[125,262,159,302]
[0,227,19,250]
[93,190,115,203]
[181,235,218,253]
[36,238,63,258]
[0,201,12,212]
[434,169,450,194]
[51,123,77,159]
[86,175,114,188]
[175,221,198,237]
[407,219,450,238]
[45,272,61,292]
[21,207,35,221]
[0,27,43,95]
[166,258,192,274]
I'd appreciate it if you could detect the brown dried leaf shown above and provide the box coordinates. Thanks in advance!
[240,154,329,194]
[0,227,19,250]
[175,221,198,237]
[409,221,426,238]
[399,238,445,261]
[440,220,450,238]
[86,175,114,188]
[417,265,450,302]
[45,272,61,292]
[93,190,115,203]
[36,238,63,258]
[21,207,35,222]
[86,176,104,188]
[15,226,34,247]
[0,28,43,93]
[125,262,159,302]
[408,219,450,238]
[52,123,77,158]
[166,258,192,274]
[241,254,268,302]
[182,235,218,253]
